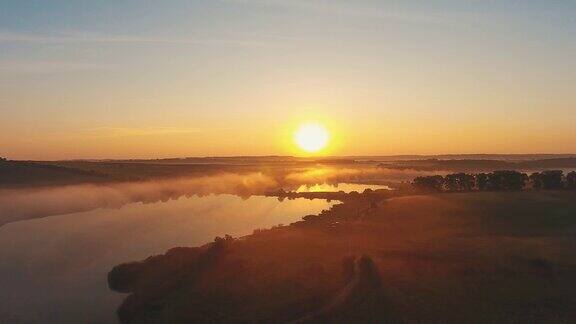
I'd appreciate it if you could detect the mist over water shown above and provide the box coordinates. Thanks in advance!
[0,172,277,226]
[0,166,434,322]
[0,194,335,324]
[0,167,424,226]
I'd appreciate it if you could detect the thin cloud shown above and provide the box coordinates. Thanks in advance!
[225,0,476,25]
[0,60,111,73]
[0,31,284,47]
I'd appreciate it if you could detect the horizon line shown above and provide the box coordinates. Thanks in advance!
[7,153,576,163]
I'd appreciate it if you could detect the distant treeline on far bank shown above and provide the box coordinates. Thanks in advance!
[413,170,576,192]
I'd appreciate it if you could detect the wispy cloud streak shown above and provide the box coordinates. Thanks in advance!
[225,0,476,25]
[0,60,111,73]
[0,31,284,47]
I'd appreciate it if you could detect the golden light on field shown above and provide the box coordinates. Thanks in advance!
[294,122,330,153]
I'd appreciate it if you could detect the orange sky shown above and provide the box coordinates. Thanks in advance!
[1,1,575,159]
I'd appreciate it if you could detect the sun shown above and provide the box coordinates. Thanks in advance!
[294,122,330,153]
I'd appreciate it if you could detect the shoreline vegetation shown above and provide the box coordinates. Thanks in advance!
[413,170,576,192]
[106,169,576,323]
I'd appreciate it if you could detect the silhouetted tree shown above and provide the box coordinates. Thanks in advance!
[566,171,576,190]
[487,170,527,191]
[412,170,541,192]
[413,175,445,191]
[444,174,458,191]
[444,173,475,191]
[213,234,234,249]
[529,172,544,189]
[540,170,564,190]
[475,173,489,191]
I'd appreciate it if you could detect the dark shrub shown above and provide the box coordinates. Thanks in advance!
[444,173,475,191]
[566,171,576,190]
[475,173,489,191]
[487,170,527,191]
[540,170,564,190]
[413,175,445,191]
[529,172,543,189]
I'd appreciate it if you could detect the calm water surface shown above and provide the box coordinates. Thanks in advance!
[0,194,335,324]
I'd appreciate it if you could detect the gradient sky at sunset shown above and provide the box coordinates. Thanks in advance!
[1,1,575,159]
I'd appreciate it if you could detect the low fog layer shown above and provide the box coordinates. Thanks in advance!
[0,167,433,226]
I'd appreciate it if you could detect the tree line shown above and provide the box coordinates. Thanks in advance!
[413,170,576,192]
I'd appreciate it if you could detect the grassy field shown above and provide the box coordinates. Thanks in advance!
[109,191,576,323]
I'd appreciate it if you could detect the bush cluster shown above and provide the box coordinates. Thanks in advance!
[413,170,576,192]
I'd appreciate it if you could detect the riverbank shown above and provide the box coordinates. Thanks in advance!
[109,190,576,323]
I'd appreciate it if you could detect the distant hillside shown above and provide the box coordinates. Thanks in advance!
[355,154,576,162]
[382,158,576,172]
[519,158,576,169]
[64,156,358,165]
[0,160,110,188]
